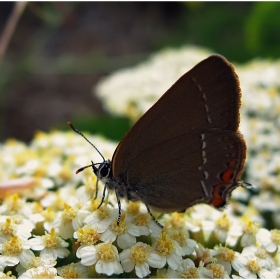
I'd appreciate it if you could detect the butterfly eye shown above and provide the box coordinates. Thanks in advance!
[99,162,111,178]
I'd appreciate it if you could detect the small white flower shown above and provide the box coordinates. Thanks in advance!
[57,262,88,278]
[0,215,33,241]
[206,262,230,279]
[28,228,70,259]
[79,243,123,276]
[257,228,280,253]
[83,205,118,233]
[18,266,62,279]
[16,253,57,275]
[178,258,212,278]
[52,203,86,239]
[153,232,183,270]
[242,245,275,270]
[100,213,150,249]
[237,250,277,279]
[169,231,197,256]
[120,241,163,278]
[0,236,34,268]
[211,245,245,275]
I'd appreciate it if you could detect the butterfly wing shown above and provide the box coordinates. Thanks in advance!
[112,54,242,187]
[125,128,246,212]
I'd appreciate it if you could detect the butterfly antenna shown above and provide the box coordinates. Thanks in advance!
[68,121,106,162]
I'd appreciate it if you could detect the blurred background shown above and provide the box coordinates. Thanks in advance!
[1,2,280,143]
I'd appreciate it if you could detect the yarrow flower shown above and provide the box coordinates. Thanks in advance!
[79,243,123,276]
[0,236,34,267]
[28,228,70,259]
[257,228,280,253]
[211,245,245,274]
[18,267,61,279]
[119,241,163,278]
[100,213,150,249]
[153,231,184,270]
[57,262,88,278]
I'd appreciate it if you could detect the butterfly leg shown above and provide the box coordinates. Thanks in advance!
[97,183,107,208]
[114,188,122,225]
[94,177,99,200]
[144,202,163,228]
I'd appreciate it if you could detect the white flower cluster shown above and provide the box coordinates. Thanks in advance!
[0,127,279,278]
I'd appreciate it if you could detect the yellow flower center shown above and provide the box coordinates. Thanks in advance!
[130,244,151,265]
[88,198,100,212]
[61,204,77,224]
[59,164,71,180]
[31,267,56,278]
[170,232,186,247]
[109,214,127,235]
[271,229,280,245]
[2,236,23,255]
[168,213,185,229]
[180,267,199,278]
[77,225,100,245]
[52,193,65,211]
[127,201,140,215]
[96,207,110,220]
[215,214,231,231]
[242,219,258,235]
[97,243,116,262]
[43,207,57,223]
[85,176,98,196]
[44,228,58,249]
[59,263,79,278]
[255,247,268,259]
[155,232,175,256]
[219,247,235,262]
[246,259,262,274]
[134,214,149,226]
[206,263,226,279]
[5,194,23,213]
[0,218,15,237]
[33,202,43,213]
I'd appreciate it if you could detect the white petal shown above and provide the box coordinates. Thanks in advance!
[232,257,245,273]
[217,259,231,275]
[167,252,182,270]
[147,252,164,269]
[239,267,257,279]
[59,223,74,239]
[100,229,116,243]
[0,255,19,266]
[259,269,277,279]
[40,248,57,260]
[128,224,149,236]
[80,246,98,266]
[113,260,124,274]
[96,260,114,276]
[266,242,277,253]
[241,233,256,247]
[19,250,35,268]
[135,263,150,278]
[56,247,70,258]
[119,250,134,273]
[117,233,136,249]
[27,237,44,250]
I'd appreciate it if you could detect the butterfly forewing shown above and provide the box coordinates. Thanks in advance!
[112,54,243,190]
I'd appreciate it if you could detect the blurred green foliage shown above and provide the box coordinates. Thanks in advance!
[63,115,132,142]
[163,2,280,62]
[244,2,280,59]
